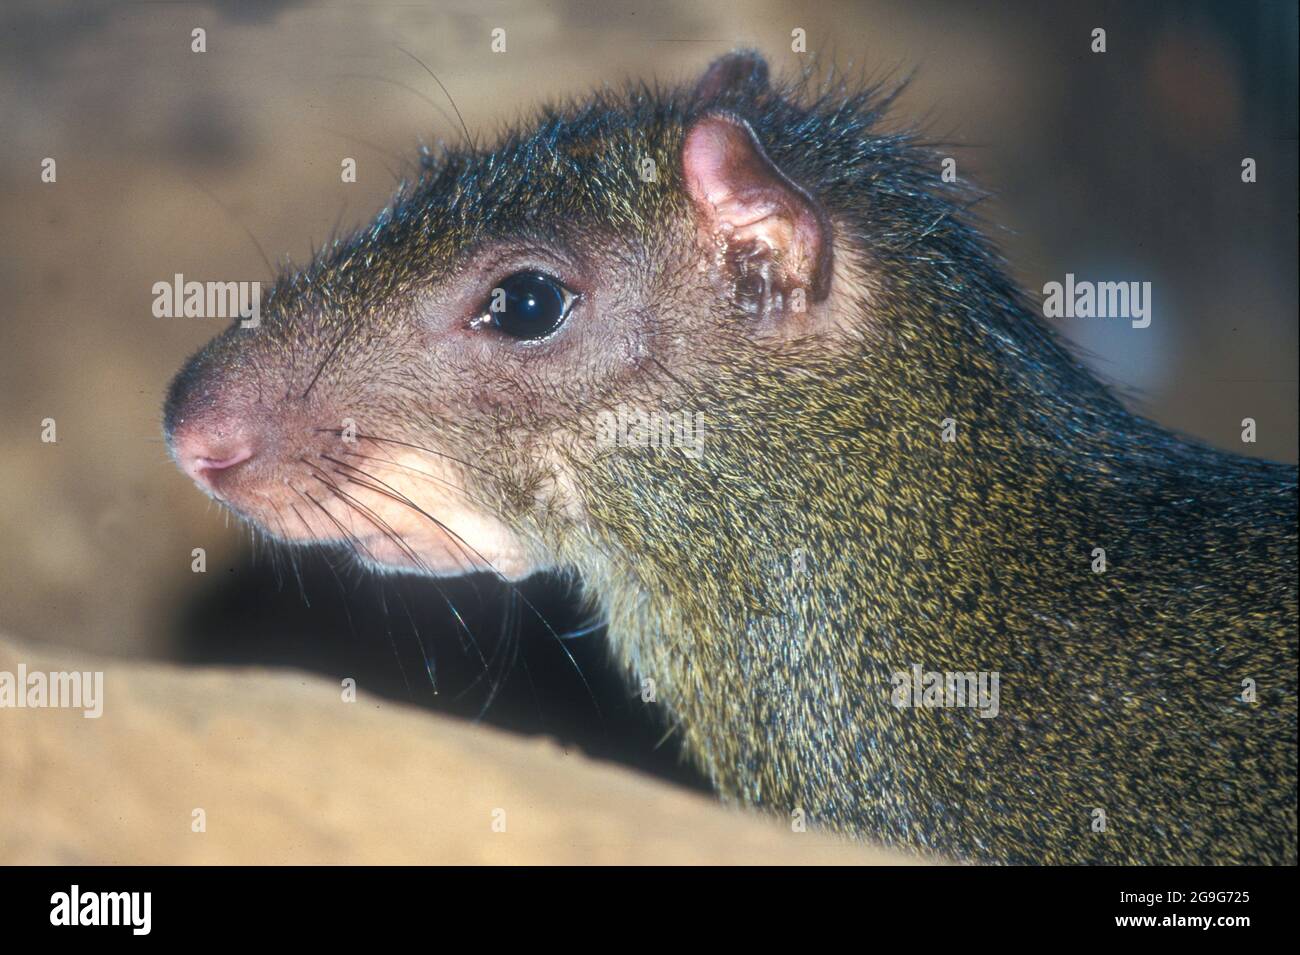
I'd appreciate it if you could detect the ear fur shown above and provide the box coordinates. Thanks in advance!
[692,50,770,102]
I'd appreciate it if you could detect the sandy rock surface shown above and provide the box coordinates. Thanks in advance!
[0,635,913,864]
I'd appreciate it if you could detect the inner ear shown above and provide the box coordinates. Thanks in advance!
[682,111,833,317]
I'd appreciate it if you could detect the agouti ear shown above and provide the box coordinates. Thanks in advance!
[693,50,769,101]
[682,111,833,318]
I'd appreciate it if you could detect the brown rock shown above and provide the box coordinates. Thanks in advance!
[0,636,917,864]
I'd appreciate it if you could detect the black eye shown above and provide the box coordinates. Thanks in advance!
[482,271,575,341]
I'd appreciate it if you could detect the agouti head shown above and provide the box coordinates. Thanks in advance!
[159,48,1024,615]
[162,50,924,587]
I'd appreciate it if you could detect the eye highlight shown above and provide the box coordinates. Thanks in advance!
[476,271,577,341]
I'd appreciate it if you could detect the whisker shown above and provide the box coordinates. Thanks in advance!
[304,469,492,693]
[320,457,602,719]
[321,455,488,602]
[301,326,350,399]
[329,72,459,135]
[300,487,379,565]
[316,429,498,481]
[333,449,500,520]
[373,582,416,704]
[291,493,364,642]
[396,45,474,150]
[394,587,439,697]
[304,462,435,573]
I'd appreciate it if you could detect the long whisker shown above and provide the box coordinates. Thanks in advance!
[291,492,367,640]
[302,468,491,693]
[393,587,438,697]
[303,462,437,573]
[178,173,276,280]
[316,429,498,481]
[334,449,500,517]
[373,581,416,703]
[300,487,379,565]
[329,73,459,134]
[396,45,474,151]
[314,479,469,700]
[480,580,521,717]
[321,456,602,718]
[321,455,488,610]
[301,326,350,399]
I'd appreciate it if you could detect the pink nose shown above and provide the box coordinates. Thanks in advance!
[171,425,256,490]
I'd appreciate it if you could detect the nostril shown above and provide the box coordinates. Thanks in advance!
[170,426,257,490]
[194,447,254,478]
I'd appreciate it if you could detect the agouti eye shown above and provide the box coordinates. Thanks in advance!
[479,271,576,341]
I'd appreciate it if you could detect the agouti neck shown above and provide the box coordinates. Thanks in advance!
[572,262,1296,863]
[573,279,1067,805]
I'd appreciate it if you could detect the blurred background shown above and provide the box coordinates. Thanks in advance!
[1,0,1296,790]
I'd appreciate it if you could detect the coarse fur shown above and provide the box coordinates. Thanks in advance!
[165,52,1298,864]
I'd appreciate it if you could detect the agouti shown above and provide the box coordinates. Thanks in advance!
[165,51,1298,864]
